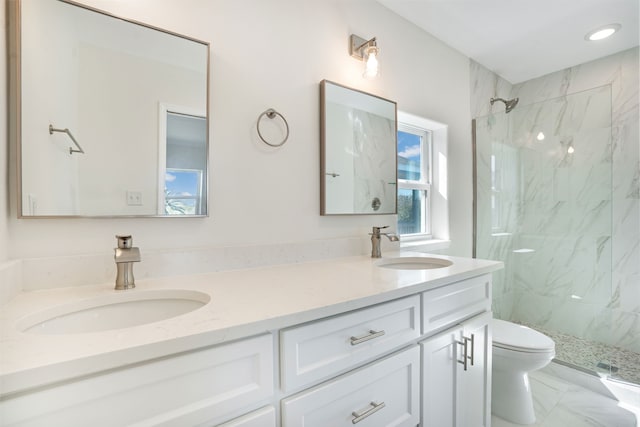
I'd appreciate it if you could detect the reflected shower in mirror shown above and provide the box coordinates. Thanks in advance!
[320,80,397,215]
[15,0,209,217]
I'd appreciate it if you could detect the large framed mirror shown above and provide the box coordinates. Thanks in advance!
[320,80,397,215]
[13,0,209,217]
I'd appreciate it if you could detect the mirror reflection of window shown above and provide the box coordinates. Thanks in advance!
[160,110,207,215]
[165,168,203,215]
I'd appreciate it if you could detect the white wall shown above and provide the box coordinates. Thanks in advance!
[5,0,473,260]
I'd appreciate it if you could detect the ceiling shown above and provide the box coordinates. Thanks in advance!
[377,0,639,83]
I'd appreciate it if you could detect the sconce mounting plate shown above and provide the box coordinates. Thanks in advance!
[349,34,368,60]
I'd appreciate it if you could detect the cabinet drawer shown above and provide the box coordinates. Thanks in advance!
[216,406,276,427]
[0,334,274,427]
[281,346,420,427]
[280,295,420,392]
[423,274,491,335]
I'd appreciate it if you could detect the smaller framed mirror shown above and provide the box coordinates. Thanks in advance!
[320,80,397,215]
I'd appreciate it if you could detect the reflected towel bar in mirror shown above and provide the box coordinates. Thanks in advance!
[49,124,85,155]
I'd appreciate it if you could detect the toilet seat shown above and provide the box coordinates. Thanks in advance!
[492,319,555,353]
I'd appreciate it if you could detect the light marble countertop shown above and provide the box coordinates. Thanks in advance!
[0,252,502,396]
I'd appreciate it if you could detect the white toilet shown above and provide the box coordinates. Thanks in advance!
[491,319,555,425]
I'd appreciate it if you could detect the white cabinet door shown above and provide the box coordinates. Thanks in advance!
[458,311,492,427]
[282,346,420,427]
[421,312,492,427]
[421,327,460,427]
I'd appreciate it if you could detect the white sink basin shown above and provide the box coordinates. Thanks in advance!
[377,256,453,270]
[18,289,210,335]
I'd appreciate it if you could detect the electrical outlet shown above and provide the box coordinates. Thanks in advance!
[126,191,142,206]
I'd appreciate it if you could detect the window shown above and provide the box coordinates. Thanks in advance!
[397,112,449,249]
[397,125,432,236]
[164,168,204,215]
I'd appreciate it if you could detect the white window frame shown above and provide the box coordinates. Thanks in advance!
[397,123,432,237]
[397,111,450,251]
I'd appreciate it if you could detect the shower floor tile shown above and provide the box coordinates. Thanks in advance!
[492,370,640,427]
[518,322,640,385]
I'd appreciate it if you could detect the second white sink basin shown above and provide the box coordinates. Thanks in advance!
[18,289,210,335]
[377,256,453,270]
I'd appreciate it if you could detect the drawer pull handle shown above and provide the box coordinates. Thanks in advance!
[351,401,386,424]
[468,333,475,366]
[350,329,385,345]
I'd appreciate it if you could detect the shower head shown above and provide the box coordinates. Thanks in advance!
[490,97,519,113]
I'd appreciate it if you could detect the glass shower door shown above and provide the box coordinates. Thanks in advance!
[473,86,625,381]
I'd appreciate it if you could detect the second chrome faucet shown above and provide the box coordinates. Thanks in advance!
[370,226,399,258]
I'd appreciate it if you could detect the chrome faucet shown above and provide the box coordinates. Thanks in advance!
[370,226,400,258]
[114,235,141,290]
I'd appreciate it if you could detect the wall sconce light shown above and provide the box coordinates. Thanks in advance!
[349,34,379,78]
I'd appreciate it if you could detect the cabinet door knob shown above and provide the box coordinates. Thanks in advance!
[351,401,386,424]
[350,329,386,345]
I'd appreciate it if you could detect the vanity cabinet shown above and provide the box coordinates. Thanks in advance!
[280,274,491,427]
[1,263,499,427]
[420,274,492,427]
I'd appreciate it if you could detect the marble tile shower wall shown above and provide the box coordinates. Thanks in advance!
[510,86,613,343]
[511,48,639,353]
[471,47,640,353]
[352,110,397,213]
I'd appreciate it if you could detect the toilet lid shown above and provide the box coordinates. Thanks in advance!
[492,319,555,352]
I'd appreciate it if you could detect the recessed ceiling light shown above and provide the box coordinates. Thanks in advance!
[585,24,621,41]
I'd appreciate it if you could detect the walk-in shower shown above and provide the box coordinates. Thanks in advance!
[474,86,640,386]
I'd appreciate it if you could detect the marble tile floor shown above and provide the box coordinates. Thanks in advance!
[492,369,640,427]
[519,322,640,386]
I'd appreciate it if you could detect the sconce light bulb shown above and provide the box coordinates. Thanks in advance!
[363,46,379,78]
[536,132,545,141]
[567,145,575,154]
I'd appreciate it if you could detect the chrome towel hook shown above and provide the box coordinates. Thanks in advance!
[257,108,289,147]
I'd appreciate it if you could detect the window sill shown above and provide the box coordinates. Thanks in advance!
[400,237,451,252]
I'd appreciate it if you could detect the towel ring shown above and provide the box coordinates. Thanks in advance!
[257,108,289,147]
